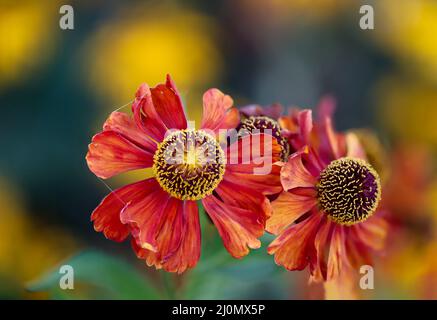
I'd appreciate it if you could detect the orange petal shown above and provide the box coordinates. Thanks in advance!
[352,215,388,251]
[201,88,239,133]
[202,194,264,258]
[267,191,317,235]
[86,131,154,179]
[268,212,323,271]
[327,226,348,281]
[103,111,157,154]
[91,179,156,242]
[215,179,272,220]
[324,265,358,300]
[224,133,282,195]
[120,180,172,252]
[310,217,332,283]
[280,147,317,191]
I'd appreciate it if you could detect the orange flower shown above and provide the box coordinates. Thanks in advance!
[267,108,387,287]
[86,75,281,273]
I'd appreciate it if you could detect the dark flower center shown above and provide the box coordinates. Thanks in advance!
[238,116,290,161]
[153,129,225,200]
[316,157,381,225]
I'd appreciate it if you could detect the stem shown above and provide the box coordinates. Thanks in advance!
[161,271,176,300]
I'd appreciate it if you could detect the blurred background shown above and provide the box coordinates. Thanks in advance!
[0,0,436,299]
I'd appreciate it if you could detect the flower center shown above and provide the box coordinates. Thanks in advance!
[316,157,381,225]
[153,129,225,200]
[238,116,290,161]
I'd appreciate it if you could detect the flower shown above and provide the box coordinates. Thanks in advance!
[86,75,281,273]
[238,103,290,161]
[266,108,387,290]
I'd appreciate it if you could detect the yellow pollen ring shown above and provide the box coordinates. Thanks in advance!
[153,129,225,200]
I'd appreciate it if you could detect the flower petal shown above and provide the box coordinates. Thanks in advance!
[150,74,187,130]
[86,131,154,179]
[280,147,318,191]
[120,179,171,252]
[103,111,157,154]
[158,201,201,273]
[310,217,332,283]
[267,212,322,271]
[240,103,283,119]
[267,191,317,235]
[327,226,348,280]
[297,110,313,146]
[201,88,239,133]
[132,83,168,141]
[202,194,264,258]
[346,132,366,160]
[215,179,272,220]
[324,266,358,300]
[131,200,201,273]
[224,133,282,194]
[351,215,388,251]
[239,104,264,117]
[90,179,156,242]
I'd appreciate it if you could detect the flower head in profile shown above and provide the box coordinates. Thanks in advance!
[266,106,387,291]
[86,75,281,273]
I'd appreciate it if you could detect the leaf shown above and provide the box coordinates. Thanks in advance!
[27,249,161,299]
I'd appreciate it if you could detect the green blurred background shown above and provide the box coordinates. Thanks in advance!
[0,0,436,299]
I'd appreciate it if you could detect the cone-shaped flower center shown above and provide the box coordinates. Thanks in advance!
[316,157,381,225]
[239,116,290,161]
[153,129,225,200]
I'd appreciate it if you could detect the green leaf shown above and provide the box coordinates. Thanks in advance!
[27,249,161,300]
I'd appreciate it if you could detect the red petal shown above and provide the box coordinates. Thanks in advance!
[297,110,313,146]
[200,88,239,133]
[91,179,156,242]
[267,212,322,271]
[224,133,282,194]
[132,83,168,142]
[316,95,336,121]
[215,179,272,220]
[120,180,171,252]
[202,194,264,258]
[280,147,317,191]
[103,111,157,154]
[158,201,201,273]
[150,74,187,130]
[86,131,154,179]
[266,191,317,235]
[131,200,201,273]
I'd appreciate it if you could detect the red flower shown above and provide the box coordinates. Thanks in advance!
[267,107,387,286]
[86,75,281,273]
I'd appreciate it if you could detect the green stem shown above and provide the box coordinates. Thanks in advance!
[161,271,176,300]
